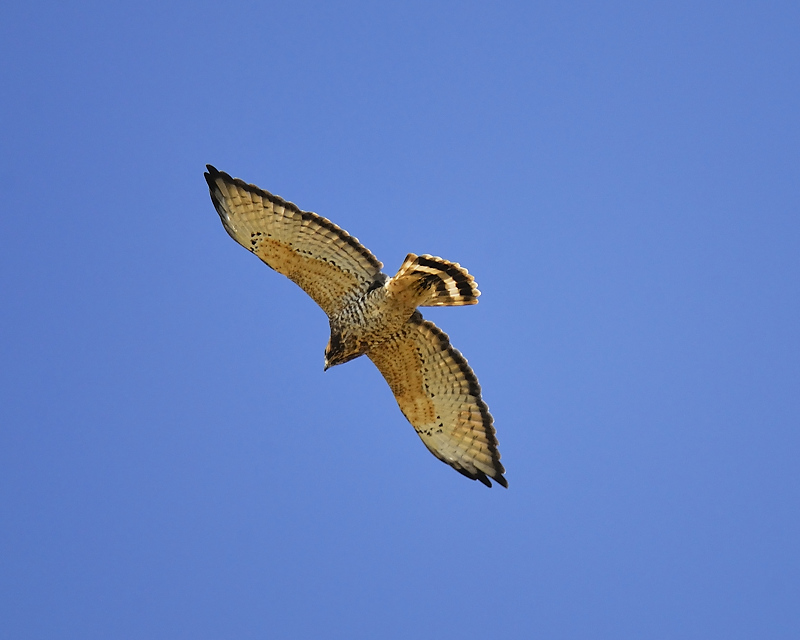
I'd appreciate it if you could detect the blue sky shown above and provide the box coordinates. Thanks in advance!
[1,1,798,637]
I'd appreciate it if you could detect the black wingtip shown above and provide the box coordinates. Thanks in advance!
[456,466,508,488]
[481,473,508,489]
[203,165,227,218]
[204,164,223,185]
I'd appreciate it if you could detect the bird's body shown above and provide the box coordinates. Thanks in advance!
[324,283,410,369]
[205,165,507,487]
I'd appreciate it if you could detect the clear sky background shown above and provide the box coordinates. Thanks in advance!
[1,1,798,638]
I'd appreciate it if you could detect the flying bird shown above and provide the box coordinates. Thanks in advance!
[205,166,507,488]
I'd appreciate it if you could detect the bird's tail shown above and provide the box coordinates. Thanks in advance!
[388,253,480,307]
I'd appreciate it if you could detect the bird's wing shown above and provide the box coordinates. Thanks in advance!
[205,166,385,316]
[368,312,507,487]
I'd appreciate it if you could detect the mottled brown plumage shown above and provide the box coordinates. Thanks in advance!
[205,165,506,487]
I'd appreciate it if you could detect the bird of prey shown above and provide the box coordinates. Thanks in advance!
[205,166,507,488]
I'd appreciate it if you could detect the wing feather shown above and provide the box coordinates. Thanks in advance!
[205,166,384,316]
[368,313,507,487]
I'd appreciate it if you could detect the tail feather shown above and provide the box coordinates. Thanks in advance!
[389,253,480,307]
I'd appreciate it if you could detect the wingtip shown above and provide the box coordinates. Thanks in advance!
[204,165,232,194]
[466,467,508,488]
[204,165,220,189]
[482,472,508,488]
[205,165,232,185]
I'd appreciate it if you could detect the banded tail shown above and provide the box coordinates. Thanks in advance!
[389,253,480,307]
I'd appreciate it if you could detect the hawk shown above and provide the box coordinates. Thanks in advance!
[205,166,507,488]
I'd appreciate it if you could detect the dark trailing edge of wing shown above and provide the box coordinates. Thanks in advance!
[204,165,383,273]
[410,312,507,489]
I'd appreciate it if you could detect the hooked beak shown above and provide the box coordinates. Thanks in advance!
[324,359,330,372]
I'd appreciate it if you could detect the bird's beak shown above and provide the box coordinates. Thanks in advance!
[324,359,330,372]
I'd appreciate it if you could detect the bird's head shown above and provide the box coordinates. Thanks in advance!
[324,331,363,371]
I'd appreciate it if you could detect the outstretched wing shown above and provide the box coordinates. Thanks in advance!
[368,312,507,488]
[205,166,385,316]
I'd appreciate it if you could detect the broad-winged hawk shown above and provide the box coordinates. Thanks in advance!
[205,166,507,488]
